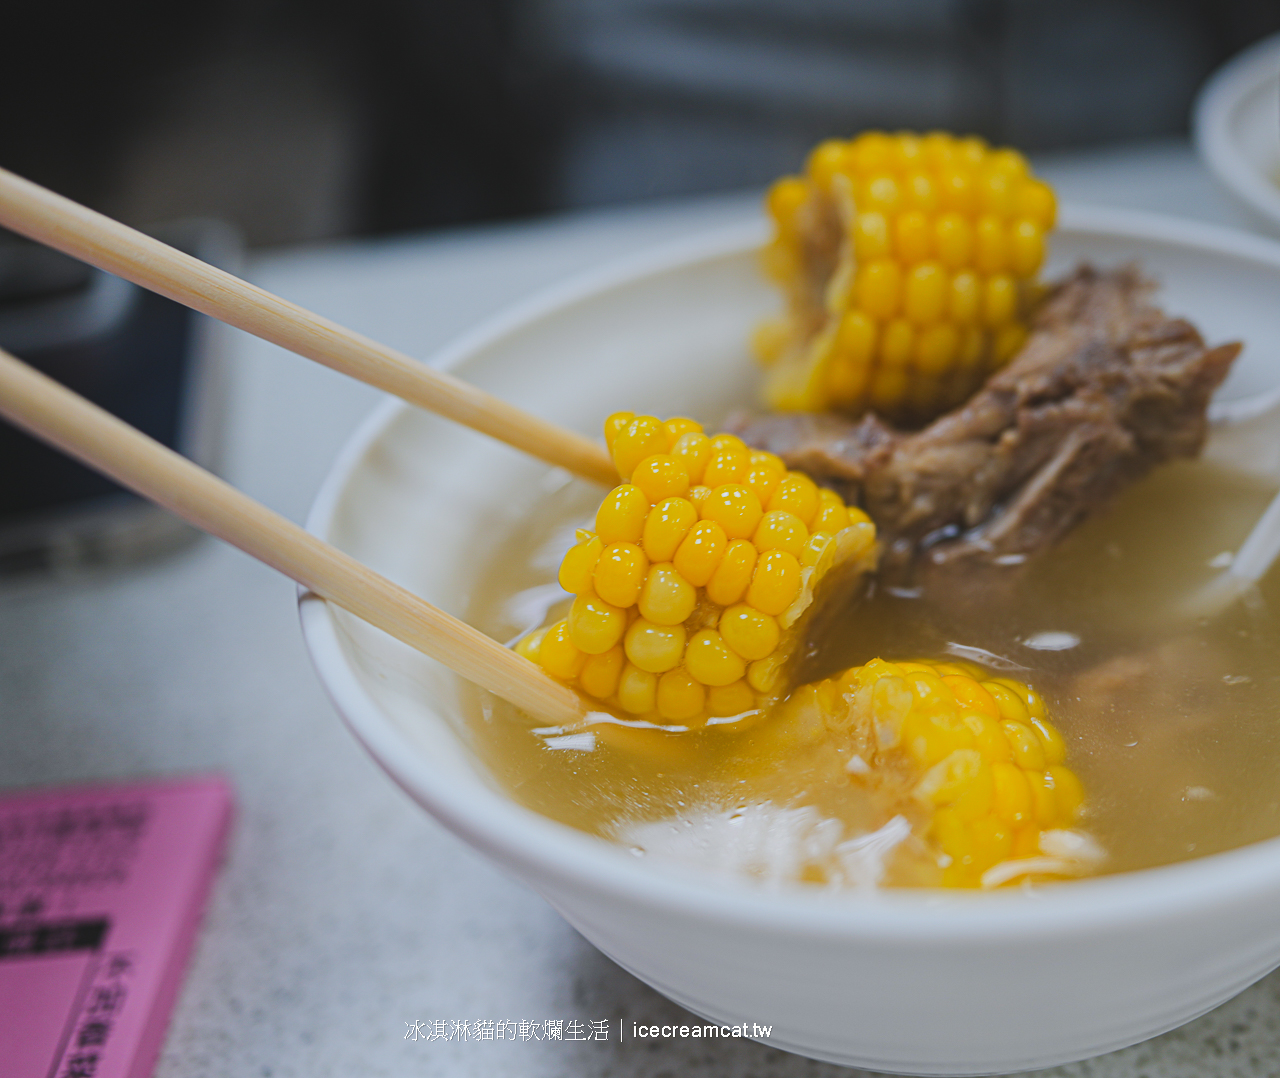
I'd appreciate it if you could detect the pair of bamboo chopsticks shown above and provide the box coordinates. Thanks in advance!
[0,168,610,725]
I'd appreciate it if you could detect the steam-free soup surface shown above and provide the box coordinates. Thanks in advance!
[464,453,1280,883]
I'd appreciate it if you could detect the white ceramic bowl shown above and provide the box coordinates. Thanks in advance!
[301,206,1280,1075]
[1194,32,1280,235]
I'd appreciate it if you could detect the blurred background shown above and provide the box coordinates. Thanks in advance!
[5,0,1279,247]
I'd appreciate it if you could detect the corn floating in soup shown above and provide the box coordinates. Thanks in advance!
[465,435,1280,890]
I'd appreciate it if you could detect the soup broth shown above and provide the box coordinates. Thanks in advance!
[464,450,1280,885]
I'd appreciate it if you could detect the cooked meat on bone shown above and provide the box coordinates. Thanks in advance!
[731,265,1240,572]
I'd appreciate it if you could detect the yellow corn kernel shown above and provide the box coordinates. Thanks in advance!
[685,629,747,686]
[994,323,1027,365]
[749,449,786,476]
[956,135,988,166]
[982,274,1018,327]
[952,759,996,823]
[612,416,668,480]
[568,592,626,654]
[894,210,933,263]
[708,434,747,455]
[559,532,603,594]
[942,670,998,711]
[765,176,810,231]
[593,542,648,608]
[706,539,757,606]
[811,492,849,535]
[1027,769,1058,827]
[596,485,650,544]
[623,618,686,673]
[949,270,981,324]
[747,653,785,694]
[1028,715,1067,765]
[579,645,625,699]
[974,215,1007,273]
[631,454,691,502]
[603,412,634,454]
[861,173,902,216]
[753,510,809,558]
[915,748,982,804]
[994,677,1047,720]
[938,166,976,214]
[1009,218,1045,277]
[661,416,702,448]
[830,310,877,397]
[991,761,1033,826]
[880,317,915,366]
[642,497,698,563]
[921,130,955,168]
[807,138,849,190]
[853,211,891,262]
[914,324,957,377]
[707,679,757,717]
[514,627,546,663]
[978,168,1018,218]
[656,668,706,720]
[987,147,1029,180]
[933,806,973,865]
[903,170,938,212]
[670,431,712,484]
[903,262,948,324]
[856,259,902,319]
[702,447,750,488]
[616,662,657,714]
[747,549,802,616]
[744,462,784,507]
[700,484,764,540]
[848,130,893,173]
[932,212,972,269]
[1002,720,1047,771]
[1017,178,1057,229]
[539,620,585,680]
[673,519,726,587]
[719,603,780,661]
[892,132,925,171]
[1012,825,1041,858]
[766,473,818,527]
[968,817,1014,868]
[638,564,697,626]
[960,708,1011,755]
[1048,764,1085,821]
[983,681,1029,723]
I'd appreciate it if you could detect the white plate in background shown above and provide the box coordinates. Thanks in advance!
[1194,33,1280,235]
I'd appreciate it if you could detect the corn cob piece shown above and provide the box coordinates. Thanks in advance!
[756,130,1057,426]
[775,657,1097,888]
[516,412,878,725]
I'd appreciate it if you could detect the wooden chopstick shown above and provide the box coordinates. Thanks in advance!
[0,167,618,487]
[0,346,589,727]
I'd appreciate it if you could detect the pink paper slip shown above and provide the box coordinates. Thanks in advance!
[0,775,234,1078]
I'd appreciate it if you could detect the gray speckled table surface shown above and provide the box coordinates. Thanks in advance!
[3,139,1277,1078]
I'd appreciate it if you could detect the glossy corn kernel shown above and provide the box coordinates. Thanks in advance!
[784,657,1093,888]
[758,131,1054,425]
[528,413,878,725]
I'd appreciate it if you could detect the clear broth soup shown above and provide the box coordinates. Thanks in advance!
[464,441,1280,885]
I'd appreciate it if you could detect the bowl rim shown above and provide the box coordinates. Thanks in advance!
[1193,29,1280,228]
[301,202,1280,941]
